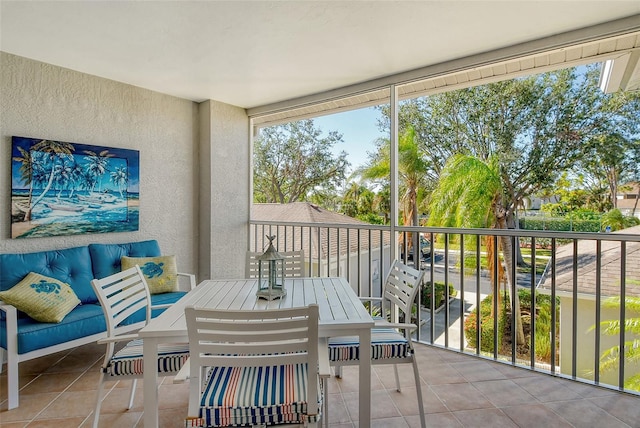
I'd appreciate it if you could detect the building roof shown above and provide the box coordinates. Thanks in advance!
[538,225,640,298]
[250,203,391,260]
[617,182,640,213]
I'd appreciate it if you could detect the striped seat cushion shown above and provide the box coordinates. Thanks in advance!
[105,339,189,376]
[185,364,321,427]
[328,327,410,361]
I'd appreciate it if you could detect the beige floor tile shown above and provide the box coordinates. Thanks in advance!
[36,390,97,419]
[0,392,60,423]
[501,404,573,428]
[2,341,640,428]
[80,410,141,428]
[588,394,640,427]
[25,416,87,427]
[20,372,83,395]
[452,408,519,427]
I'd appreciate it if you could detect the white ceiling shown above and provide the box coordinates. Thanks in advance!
[1,1,639,109]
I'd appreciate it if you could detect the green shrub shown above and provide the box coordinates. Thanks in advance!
[421,281,456,309]
[464,293,508,352]
[519,217,601,232]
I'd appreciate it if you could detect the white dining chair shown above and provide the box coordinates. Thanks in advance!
[90,265,189,428]
[184,304,328,428]
[245,249,306,278]
[327,260,426,428]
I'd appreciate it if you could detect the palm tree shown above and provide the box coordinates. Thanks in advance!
[428,154,525,344]
[83,149,114,193]
[12,146,37,221]
[110,166,128,199]
[360,126,431,251]
[54,158,75,199]
[21,140,75,220]
[341,182,374,218]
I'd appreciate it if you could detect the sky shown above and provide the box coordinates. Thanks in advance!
[313,106,387,174]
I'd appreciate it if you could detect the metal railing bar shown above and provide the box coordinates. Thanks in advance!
[531,237,537,368]
[459,234,465,352]
[444,233,450,349]
[572,239,578,379]
[594,239,602,385]
[619,241,627,391]
[511,235,517,365]
[551,237,557,374]
[476,235,481,356]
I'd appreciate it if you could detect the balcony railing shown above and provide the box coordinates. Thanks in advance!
[249,220,640,396]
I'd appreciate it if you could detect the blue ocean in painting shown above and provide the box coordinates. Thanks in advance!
[12,189,139,239]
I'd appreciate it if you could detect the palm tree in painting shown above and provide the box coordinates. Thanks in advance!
[12,146,37,220]
[83,150,114,193]
[67,162,85,199]
[110,166,128,199]
[54,158,76,199]
[80,170,98,196]
[428,154,525,344]
[15,140,75,221]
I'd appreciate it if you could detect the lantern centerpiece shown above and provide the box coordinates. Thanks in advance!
[256,235,287,300]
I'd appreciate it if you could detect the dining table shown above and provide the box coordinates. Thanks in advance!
[139,276,375,428]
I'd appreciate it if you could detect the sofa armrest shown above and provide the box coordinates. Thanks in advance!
[178,272,196,290]
[0,301,19,409]
[0,301,18,342]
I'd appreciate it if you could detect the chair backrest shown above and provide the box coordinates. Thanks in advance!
[245,249,305,278]
[185,304,320,415]
[90,265,152,338]
[382,260,425,320]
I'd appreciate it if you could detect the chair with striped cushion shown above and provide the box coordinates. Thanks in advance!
[184,304,327,428]
[90,265,189,428]
[328,260,426,428]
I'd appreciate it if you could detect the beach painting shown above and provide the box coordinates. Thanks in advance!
[10,136,140,239]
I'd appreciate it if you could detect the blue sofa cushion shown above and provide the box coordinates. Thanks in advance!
[0,246,96,305]
[0,303,106,354]
[89,240,161,279]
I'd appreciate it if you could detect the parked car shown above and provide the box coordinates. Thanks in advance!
[401,234,431,261]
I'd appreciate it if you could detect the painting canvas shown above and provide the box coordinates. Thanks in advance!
[11,136,139,239]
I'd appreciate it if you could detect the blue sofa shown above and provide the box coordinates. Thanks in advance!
[0,239,195,409]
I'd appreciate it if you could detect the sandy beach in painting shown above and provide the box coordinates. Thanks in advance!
[11,195,140,239]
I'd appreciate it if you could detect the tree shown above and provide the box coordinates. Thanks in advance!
[378,65,640,265]
[253,120,349,203]
[378,66,620,229]
[83,149,114,193]
[341,182,374,218]
[110,166,128,198]
[13,139,75,221]
[428,154,525,344]
[579,66,640,206]
[358,126,431,251]
[601,208,640,232]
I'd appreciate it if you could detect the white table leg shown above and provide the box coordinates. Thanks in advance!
[143,337,159,428]
[358,328,371,427]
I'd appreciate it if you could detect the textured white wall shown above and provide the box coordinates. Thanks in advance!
[0,52,199,278]
[199,100,250,280]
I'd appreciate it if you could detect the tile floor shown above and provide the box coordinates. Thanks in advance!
[1,342,640,427]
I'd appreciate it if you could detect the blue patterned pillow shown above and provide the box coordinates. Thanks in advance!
[121,255,178,294]
[0,272,81,323]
